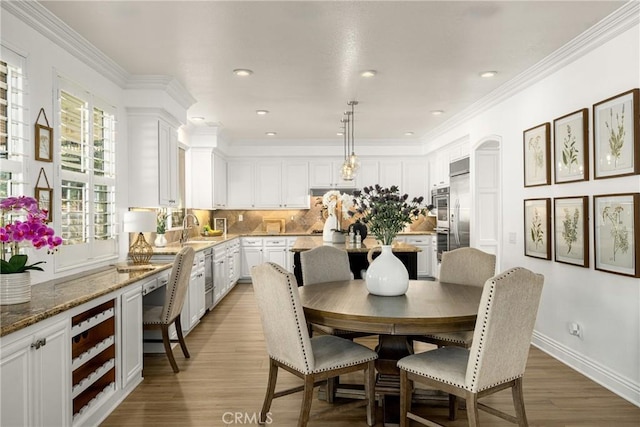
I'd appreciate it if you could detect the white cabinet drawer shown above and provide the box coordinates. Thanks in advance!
[264,238,286,247]
[242,238,263,247]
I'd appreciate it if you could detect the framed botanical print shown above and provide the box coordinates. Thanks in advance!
[554,196,588,267]
[593,89,639,179]
[523,123,551,187]
[34,108,53,162]
[524,198,551,260]
[35,187,52,223]
[594,193,639,277]
[554,109,588,183]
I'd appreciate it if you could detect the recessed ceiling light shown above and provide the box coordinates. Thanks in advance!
[190,116,205,122]
[431,110,444,116]
[256,110,269,115]
[360,70,377,78]
[337,132,344,136]
[404,132,414,136]
[479,71,497,78]
[233,69,253,76]
[265,132,277,136]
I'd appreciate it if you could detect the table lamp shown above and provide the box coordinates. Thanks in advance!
[123,210,157,264]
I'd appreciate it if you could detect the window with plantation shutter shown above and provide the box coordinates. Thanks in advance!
[0,47,28,200]
[57,77,117,269]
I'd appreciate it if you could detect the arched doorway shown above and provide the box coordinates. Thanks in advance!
[471,136,502,270]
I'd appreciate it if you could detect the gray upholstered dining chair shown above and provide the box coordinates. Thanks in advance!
[397,267,544,427]
[143,246,195,373]
[251,262,377,427]
[415,247,496,349]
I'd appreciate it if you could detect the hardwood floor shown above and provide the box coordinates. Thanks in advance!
[103,284,640,426]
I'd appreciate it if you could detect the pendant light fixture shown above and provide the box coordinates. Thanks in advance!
[340,115,355,181]
[340,100,360,181]
[347,100,360,172]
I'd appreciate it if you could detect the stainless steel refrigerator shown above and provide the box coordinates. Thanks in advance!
[448,157,470,251]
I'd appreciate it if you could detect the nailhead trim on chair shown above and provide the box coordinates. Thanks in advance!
[162,249,186,323]
[267,262,312,374]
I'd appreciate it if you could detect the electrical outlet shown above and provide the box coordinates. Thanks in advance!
[509,232,517,244]
[569,322,582,338]
[238,214,243,221]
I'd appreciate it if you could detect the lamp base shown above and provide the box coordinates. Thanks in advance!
[129,232,153,265]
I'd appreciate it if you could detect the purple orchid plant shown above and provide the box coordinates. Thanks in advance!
[0,196,63,274]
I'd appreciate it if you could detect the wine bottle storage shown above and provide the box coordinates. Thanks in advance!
[71,299,116,420]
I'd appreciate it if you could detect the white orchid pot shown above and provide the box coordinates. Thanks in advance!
[323,211,338,242]
[0,271,31,305]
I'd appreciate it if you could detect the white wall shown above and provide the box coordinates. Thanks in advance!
[423,25,640,405]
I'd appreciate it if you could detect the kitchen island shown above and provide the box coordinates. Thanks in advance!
[290,236,420,285]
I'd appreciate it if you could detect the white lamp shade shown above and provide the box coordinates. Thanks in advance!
[123,211,157,233]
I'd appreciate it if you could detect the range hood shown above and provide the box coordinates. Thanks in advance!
[309,187,357,196]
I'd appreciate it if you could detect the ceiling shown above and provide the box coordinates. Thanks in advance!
[40,1,625,144]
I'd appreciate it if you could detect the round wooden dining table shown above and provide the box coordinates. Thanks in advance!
[298,279,484,427]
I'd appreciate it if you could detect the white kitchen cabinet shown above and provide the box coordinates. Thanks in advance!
[213,243,228,305]
[402,159,429,200]
[189,147,213,209]
[228,239,241,287]
[227,161,255,208]
[120,284,143,390]
[254,161,283,208]
[309,160,355,188]
[241,237,264,278]
[0,317,70,427]
[264,237,287,268]
[431,234,439,279]
[188,252,206,328]
[128,109,180,207]
[285,237,298,272]
[282,161,310,208]
[378,160,403,189]
[213,152,228,208]
[355,159,379,189]
[405,235,433,278]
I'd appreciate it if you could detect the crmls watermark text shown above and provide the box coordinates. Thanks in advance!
[222,412,273,424]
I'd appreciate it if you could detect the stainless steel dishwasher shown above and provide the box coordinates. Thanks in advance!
[204,248,214,310]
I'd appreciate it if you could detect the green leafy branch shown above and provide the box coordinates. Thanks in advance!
[561,208,579,254]
[530,208,544,249]
[602,205,629,262]
[561,124,578,173]
[604,105,626,168]
[528,135,543,177]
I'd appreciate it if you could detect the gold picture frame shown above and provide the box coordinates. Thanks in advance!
[35,108,53,162]
[35,187,53,223]
[523,123,551,187]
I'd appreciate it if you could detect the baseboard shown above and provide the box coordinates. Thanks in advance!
[532,331,640,407]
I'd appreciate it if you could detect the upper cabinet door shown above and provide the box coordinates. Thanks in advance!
[378,160,403,189]
[309,161,334,187]
[213,153,227,208]
[189,147,213,209]
[282,161,309,208]
[254,161,282,208]
[227,161,255,208]
[128,113,179,208]
[402,159,429,200]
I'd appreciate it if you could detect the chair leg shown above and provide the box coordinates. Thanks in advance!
[260,359,278,425]
[298,375,315,427]
[399,370,411,427]
[365,360,376,427]
[326,377,337,403]
[465,391,479,427]
[161,324,180,373]
[512,377,529,427]
[174,316,190,358]
[449,394,459,420]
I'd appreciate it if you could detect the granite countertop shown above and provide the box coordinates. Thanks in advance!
[0,263,171,337]
[290,235,421,253]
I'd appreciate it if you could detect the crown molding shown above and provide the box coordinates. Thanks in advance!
[2,0,129,87]
[125,75,197,110]
[421,0,640,144]
[3,1,196,109]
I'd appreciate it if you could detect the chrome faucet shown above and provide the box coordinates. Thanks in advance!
[180,213,200,244]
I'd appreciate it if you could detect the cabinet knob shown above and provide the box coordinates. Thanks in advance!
[31,338,47,349]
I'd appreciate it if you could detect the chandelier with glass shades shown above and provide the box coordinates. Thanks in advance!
[340,100,360,181]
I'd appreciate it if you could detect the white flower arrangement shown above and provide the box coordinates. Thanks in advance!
[322,190,342,214]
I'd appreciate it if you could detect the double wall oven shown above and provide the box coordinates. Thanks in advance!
[432,186,449,262]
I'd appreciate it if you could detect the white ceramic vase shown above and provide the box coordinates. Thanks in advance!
[0,271,31,305]
[154,233,167,247]
[365,245,409,296]
[323,212,338,242]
